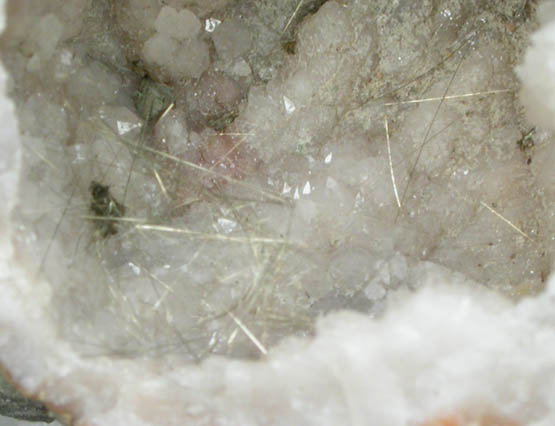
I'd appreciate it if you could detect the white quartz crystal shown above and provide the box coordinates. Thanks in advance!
[518,2,555,131]
[143,13,209,79]
[169,39,210,78]
[212,19,252,62]
[143,33,180,68]
[154,7,201,41]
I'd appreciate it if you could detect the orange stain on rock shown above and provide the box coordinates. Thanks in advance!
[421,413,520,426]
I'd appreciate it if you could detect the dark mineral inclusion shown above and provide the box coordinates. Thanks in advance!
[0,373,54,422]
